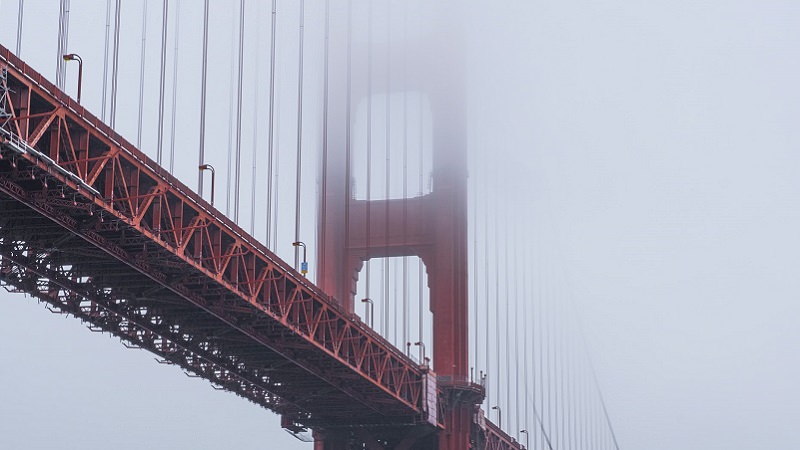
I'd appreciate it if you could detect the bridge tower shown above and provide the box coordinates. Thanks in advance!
[314,13,479,450]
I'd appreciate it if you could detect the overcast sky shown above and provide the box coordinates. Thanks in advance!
[2,1,800,449]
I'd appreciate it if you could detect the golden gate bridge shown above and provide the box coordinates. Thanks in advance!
[0,1,620,449]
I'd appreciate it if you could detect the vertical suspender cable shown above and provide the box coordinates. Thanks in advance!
[564,294,572,450]
[471,128,479,378]
[522,209,532,444]
[272,83,282,248]
[156,0,169,164]
[537,237,545,450]
[493,161,501,411]
[294,0,305,269]
[545,246,554,445]
[587,374,600,449]
[344,0,352,290]
[55,0,63,87]
[198,0,209,196]
[514,210,521,438]
[577,343,585,450]
[504,176,511,429]
[168,0,181,173]
[234,0,246,223]
[55,0,64,85]
[575,324,580,450]
[56,2,62,86]
[552,265,559,448]
[65,1,70,82]
[65,0,71,84]
[365,0,374,331]
[250,1,263,235]
[571,319,578,450]
[65,1,71,83]
[136,0,148,148]
[226,12,236,216]
[560,281,567,449]
[417,65,424,358]
[584,355,590,450]
[483,143,490,408]
[401,2,409,353]
[101,0,111,121]
[319,0,330,280]
[384,0,392,343]
[587,346,621,450]
[266,0,278,246]
[110,0,121,128]
[550,249,559,447]
[16,0,24,56]
[56,0,70,89]
[557,280,564,447]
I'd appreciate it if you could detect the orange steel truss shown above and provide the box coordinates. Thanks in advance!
[0,44,425,432]
[0,43,522,449]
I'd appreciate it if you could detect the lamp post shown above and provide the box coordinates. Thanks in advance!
[62,53,83,103]
[360,298,374,327]
[413,341,427,366]
[491,405,502,429]
[198,164,215,206]
[520,429,529,450]
[292,241,308,276]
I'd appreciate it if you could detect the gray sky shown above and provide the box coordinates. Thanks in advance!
[2,0,800,449]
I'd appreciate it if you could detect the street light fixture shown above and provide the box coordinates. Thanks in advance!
[198,164,215,206]
[360,298,374,327]
[413,341,427,367]
[292,241,308,276]
[491,405,502,429]
[520,429,529,450]
[62,53,83,104]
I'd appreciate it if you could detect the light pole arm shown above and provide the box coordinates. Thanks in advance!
[62,53,83,104]
[199,164,216,206]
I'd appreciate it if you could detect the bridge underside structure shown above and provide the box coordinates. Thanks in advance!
[0,45,520,449]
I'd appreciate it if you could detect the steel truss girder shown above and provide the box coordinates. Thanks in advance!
[0,44,428,430]
[0,241,298,415]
